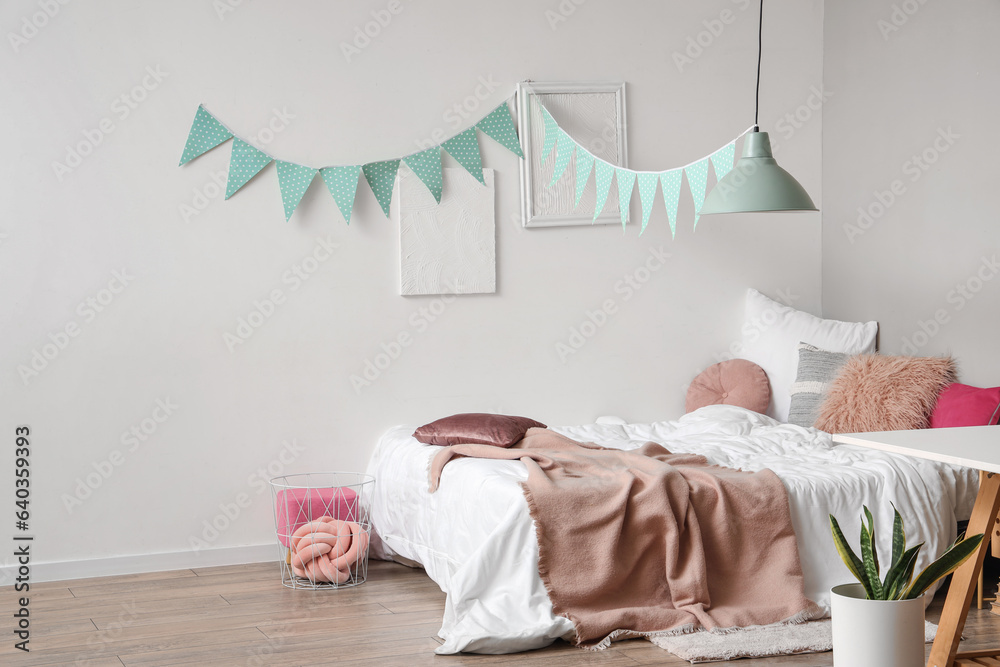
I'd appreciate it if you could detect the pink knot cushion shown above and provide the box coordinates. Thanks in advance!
[685,359,771,415]
[930,383,1000,428]
[289,517,369,584]
[814,355,956,434]
[276,487,358,547]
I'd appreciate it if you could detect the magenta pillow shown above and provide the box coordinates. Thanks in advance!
[685,359,771,415]
[413,413,546,448]
[930,383,1000,428]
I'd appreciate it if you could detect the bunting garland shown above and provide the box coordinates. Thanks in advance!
[538,103,751,235]
[178,99,523,222]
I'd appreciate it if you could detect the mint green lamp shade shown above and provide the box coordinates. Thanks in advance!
[700,131,817,214]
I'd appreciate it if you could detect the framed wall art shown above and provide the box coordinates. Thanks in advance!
[516,81,628,228]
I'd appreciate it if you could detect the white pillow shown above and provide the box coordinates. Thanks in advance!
[738,289,877,422]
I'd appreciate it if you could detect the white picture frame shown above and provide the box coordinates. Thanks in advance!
[516,81,628,228]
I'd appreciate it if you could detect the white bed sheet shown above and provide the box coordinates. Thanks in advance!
[365,405,978,655]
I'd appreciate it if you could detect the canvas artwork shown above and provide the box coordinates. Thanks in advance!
[397,167,496,296]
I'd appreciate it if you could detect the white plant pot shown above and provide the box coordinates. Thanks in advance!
[831,583,925,667]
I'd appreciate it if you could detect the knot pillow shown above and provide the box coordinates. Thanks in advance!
[686,359,771,415]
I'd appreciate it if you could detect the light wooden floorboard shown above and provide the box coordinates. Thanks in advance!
[5,560,1000,665]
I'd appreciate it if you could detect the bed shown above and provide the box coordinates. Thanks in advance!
[365,405,979,655]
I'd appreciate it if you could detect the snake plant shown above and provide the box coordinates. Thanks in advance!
[829,504,985,600]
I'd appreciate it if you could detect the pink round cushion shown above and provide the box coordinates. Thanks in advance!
[685,359,771,415]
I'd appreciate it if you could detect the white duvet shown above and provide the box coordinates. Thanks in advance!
[365,406,978,655]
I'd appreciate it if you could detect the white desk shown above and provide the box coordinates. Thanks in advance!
[835,426,1000,667]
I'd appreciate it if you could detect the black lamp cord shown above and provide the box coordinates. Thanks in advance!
[754,0,763,132]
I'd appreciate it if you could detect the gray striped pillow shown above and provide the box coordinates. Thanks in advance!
[788,343,851,427]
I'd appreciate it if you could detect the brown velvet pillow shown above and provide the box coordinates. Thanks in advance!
[685,359,771,415]
[413,413,546,447]
[814,354,956,434]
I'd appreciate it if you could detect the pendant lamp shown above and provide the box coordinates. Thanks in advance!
[699,0,817,215]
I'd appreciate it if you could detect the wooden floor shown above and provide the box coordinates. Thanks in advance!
[4,561,1000,666]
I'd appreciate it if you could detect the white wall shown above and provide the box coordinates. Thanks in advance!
[0,0,822,578]
[823,0,1000,382]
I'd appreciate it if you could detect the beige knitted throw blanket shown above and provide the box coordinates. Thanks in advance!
[429,427,819,649]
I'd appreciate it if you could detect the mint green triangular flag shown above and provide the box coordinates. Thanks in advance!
[362,159,400,217]
[442,129,484,185]
[225,138,272,199]
[685,157,711,230]
[710,141,736,182]
[403,148,444,203]
[320,165,362,224]
[592,160,615,221]
[659,169,684,238]
[574,150,595,208]
[179,106,233,166]
[476,102,524,158]
[540,105,559,162]
[636,172,660,235]
[549,129,575,187]
[615,168,636,230]
[276,161,318,221]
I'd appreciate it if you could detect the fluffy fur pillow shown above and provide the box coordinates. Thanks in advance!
[814,355,956,433]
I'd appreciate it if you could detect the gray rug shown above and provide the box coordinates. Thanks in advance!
[648,619,937,663]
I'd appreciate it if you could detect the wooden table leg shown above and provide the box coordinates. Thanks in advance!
[928,471,1000,667]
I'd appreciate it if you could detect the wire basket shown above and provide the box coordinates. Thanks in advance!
[270,472,375,590]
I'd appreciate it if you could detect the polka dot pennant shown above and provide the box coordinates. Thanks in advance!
[615,168,636,230]
[226,138,272,199]
[710,141,736,182]
[685,157,711,230]
[402,147,444,204]
[574,149,594,208]
[549,129,575,188]
[275,161,318,222]
[441,129,484,185]
[475,102,524,158]
[659,169,684,239]
[362,159,400,217]
[179,106,233,166]
[592,159,616,221]
[636,172,660,236]
[320,165,362,224]
[540,105,559,163]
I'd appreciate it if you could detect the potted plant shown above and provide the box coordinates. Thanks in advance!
[829,504,984,667]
